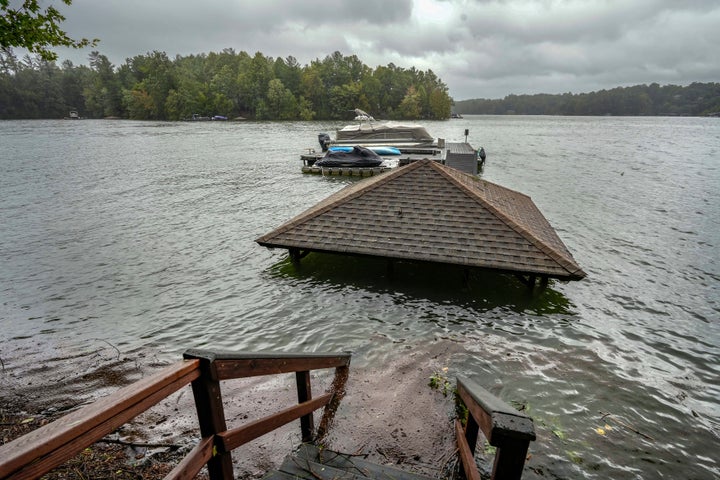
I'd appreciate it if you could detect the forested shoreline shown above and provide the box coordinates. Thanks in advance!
[455,82,720,117]
[2,45,717,120]
[0,48,453,121]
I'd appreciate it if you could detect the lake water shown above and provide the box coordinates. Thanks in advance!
[1,116,718,478]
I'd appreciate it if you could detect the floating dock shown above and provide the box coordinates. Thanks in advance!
[300,165,392,176]
[302,142,484,176]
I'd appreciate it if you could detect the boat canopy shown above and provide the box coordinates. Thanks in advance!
[335,121,434,143]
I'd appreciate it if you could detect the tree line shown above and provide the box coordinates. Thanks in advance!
[0,48,454,121]
[454,83,720,117]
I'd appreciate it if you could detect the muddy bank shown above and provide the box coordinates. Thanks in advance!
[1,337,469,478]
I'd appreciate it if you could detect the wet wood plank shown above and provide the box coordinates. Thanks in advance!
[218,393,332,452]
[291,444,436,480]
[275,456,366,479]
[164,436,214,480]
[183,350,351,380]
[455,420,481,480]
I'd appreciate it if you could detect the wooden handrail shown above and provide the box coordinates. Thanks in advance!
[181,349,351,479]
[0,351,351,480]
[0,359,201,479]
[455,376,536,480]
[182,349,352,380]
[455,420,482,480]
[218,393,333,452]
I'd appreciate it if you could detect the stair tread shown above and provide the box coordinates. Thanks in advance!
[295,444,437,480]
[275,455,370,479]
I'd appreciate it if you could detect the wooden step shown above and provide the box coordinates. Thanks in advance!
[265,455,369,479]
[263,444,437,480]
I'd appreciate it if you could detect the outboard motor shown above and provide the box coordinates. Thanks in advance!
[318,133,331,152]
[477,147,487,169]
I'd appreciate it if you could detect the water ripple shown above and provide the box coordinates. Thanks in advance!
[1,117,718,479]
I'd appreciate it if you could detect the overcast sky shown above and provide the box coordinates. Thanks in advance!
[50,0,719,100]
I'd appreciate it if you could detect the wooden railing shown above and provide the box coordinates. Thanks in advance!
[0,350,351,480]
[455,376,536,480]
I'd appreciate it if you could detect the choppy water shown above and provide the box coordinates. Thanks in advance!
[1,116,718,478]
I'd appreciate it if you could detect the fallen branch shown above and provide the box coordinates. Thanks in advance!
[706,417,720,427]
[438,446,459,473]
[291,456,325,480]
[600,411,654,441]
[92,338,122,360]
[99,437,183,449]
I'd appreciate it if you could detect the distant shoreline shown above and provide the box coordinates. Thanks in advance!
[454,82,719,117]
[1,112,718,121]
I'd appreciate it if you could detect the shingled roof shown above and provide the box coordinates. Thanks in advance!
[256,160,586,280]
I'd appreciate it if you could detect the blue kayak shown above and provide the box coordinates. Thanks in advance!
[329,145,401,156]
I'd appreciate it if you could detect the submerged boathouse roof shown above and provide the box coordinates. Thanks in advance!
[256,160,586,280]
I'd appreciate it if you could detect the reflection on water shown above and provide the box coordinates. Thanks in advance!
[1,117,718,479]
[268,252,575,317]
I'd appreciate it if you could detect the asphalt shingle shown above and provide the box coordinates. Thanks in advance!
[257,160,586,280]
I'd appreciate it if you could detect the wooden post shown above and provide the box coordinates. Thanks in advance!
[492,438,532,480]
[296,370,313,442]
[386,259,395,281]
[289,248,300,264]
[462,268,471,289]
[514,274,538,290]
[184,351,234,480]
[456,376,535,480]
[289,249,310,265]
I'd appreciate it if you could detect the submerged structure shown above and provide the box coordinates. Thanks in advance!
[257,160,585,283]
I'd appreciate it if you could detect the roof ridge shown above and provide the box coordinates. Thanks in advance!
[429,162,585,278]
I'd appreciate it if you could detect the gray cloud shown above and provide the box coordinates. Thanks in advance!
[49,0,719,99]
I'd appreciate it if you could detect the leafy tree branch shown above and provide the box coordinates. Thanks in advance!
[0,0,98,61]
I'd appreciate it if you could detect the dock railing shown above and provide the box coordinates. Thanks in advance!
[0,349,351,480]
[455,376,536,480]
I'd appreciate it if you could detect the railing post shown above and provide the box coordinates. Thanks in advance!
[296,370,313,442]
[456,376,535,480]
[184,351,234,480]
[492,438,532,480]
